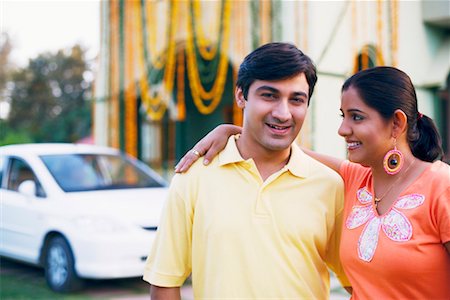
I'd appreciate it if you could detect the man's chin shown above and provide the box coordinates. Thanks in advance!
[263,139,294,152]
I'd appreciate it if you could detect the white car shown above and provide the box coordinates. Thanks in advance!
[0,143,168,292]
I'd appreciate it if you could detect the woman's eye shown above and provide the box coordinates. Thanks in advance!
[353,114,363,121]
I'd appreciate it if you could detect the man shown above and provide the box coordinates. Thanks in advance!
[143,42,350,299]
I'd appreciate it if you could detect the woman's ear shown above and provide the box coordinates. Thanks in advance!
[235,87,246,109]
[392,109,408,136]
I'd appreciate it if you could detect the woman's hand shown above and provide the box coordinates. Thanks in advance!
[174,124,242,173]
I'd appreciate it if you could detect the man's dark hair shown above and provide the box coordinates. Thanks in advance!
[236,42,317,104]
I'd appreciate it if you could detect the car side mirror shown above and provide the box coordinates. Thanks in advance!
[18,180,37,197]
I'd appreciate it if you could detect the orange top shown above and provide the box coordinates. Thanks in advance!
[339,160,450,300]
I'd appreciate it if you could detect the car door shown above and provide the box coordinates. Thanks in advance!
[0,156,47,264]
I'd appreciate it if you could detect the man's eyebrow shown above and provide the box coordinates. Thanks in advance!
[255,86,308,98]
[255,86,280,93]
[292,91,308,98]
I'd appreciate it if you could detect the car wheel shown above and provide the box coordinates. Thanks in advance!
[44,236,83,292]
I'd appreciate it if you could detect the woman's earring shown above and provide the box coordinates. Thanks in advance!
[383,139,403,175]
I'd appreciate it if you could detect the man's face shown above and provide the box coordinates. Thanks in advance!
[236,73,309,154]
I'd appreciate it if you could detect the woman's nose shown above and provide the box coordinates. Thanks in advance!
[338,119,350,137]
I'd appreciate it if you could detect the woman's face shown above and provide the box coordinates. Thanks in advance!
[338,87,393,167]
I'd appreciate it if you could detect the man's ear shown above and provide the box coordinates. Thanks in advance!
[235,87,246,109]
[392,109,408,137]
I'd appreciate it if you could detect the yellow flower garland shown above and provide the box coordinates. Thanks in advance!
[192,0,220,61]
[186,0,231,115]
[146,1,168,70]
[137,0,178,121]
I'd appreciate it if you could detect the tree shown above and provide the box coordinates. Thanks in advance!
[6,45,92,143]
[0,32,13,92]
[0,32,32,146]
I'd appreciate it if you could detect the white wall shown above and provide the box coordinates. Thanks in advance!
[311,74,347,160]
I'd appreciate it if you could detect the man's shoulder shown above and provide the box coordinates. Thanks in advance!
[174,151,226,181]
[169,151,234,199]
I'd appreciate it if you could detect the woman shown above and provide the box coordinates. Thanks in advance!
[175,67,450,299]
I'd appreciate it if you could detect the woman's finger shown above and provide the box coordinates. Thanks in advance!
[174,124,241,173]
[174,149,201,173]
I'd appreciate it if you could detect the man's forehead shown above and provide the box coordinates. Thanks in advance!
[250,75,309,95]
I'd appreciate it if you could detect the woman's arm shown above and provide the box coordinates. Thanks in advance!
[301,147,344,174]
[174,123,345,175]
[175,124,242,173]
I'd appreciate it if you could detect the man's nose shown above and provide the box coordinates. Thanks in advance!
[272,100,291,122]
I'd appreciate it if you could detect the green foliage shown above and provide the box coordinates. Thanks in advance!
[0,120,33,146]
[6,45,92,143]
[0,32,13,91]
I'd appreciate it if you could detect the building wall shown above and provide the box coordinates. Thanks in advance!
[279,0,449,159]
[94,0,449,168]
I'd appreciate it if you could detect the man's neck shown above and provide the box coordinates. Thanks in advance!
[236,135,291,181]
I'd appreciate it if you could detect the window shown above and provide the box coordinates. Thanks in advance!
[40,153,165,192]
[438,73,450,163]
[6,158,46,197]
[0,156,4,188]
[353,44,383,73]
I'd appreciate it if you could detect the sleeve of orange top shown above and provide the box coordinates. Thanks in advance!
[435,186,450,243]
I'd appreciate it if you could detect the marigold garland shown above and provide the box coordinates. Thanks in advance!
[109,0,120,148]
[137,0,178,121]
[186,0,231,115]
[176,47,186,121]
[145,0,168,70]
[391,0,398,67]
[192,0,220,61]
[125,0,137,157]
[188,0,223,84]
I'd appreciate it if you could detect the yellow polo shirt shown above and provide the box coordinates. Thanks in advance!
[144,135,349,299]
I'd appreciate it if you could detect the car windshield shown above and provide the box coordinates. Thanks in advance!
[40,153,164,192]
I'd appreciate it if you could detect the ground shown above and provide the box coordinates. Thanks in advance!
[0,257,349,299]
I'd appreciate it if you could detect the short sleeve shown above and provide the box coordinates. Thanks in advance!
[339,160,351,180]
[339,160,367,191]
[436,187,450,243]
[143,174,193,287]
[325,179,351,288]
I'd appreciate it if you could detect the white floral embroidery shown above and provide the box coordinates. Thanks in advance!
[346,205,375,229]
[356,188,373,204]
[381,209,413,241]
[346,187,425,262]
[358,217,381,262]
[394,194,425,209]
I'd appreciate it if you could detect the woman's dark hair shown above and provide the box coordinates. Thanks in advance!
[236,42,317,104]
[342,66,444,162]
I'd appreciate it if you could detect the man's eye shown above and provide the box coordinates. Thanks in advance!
[291,98,305,104]
[261,93,276,99]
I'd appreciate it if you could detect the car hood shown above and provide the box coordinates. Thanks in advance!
[62,188,168,227]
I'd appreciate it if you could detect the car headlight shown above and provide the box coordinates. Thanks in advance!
[73,216,129,234]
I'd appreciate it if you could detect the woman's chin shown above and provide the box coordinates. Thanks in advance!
[348,156,370,168]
